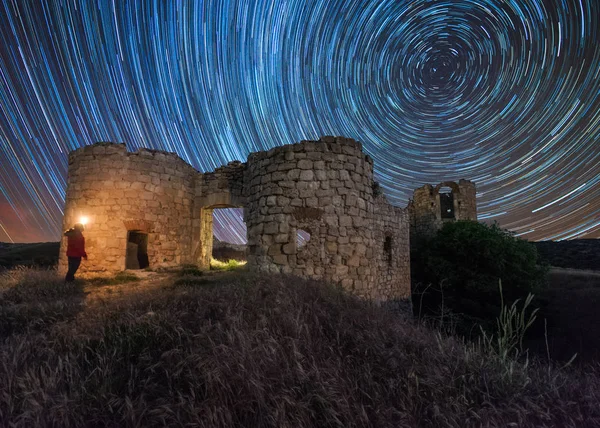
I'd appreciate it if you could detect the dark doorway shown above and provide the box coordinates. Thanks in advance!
[439,187,455,219]
[126,231,149,269]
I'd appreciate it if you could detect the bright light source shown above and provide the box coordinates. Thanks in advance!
[79,216,88,225]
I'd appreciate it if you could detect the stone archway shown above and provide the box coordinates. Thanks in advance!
[432,182,460,220]
[433,181,461,195]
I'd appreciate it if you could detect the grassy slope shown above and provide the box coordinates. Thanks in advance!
[1,268,599,427]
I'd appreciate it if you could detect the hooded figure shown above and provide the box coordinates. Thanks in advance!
[64,223,87,282]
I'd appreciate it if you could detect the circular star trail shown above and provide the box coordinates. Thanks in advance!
[0,0,599,243]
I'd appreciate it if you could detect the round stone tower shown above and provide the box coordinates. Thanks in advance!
[244,138,374,286]
[242,136,410,299]
[59,143,198,275]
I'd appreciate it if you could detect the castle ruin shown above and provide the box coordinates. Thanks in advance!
[59,137,411,300]
[408,179,478,238]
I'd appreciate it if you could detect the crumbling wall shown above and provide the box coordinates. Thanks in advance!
[409,179,477,238]
[59,143,197,274]
[242,136,409,300]
[373,195,411,299]
[196,161,246,207]
[61,137,412,301]
[192,161,246,267]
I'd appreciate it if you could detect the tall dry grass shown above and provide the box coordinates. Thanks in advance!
[0,268,599,427]
[0,266,85,336]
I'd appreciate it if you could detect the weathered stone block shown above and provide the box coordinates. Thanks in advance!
[339,216,353,227]
[300,170,314,181]
[298,159,313,170]
[287,169,301,180]
[282,242,296,255]
[264,222,279,234]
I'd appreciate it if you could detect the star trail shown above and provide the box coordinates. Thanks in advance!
[0,0,599,244]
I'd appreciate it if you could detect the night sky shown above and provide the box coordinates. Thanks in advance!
[0,0,599,244]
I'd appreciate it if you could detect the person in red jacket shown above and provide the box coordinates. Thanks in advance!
[64,223,87,282]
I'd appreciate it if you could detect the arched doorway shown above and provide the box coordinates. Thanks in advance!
[438,186,455,219]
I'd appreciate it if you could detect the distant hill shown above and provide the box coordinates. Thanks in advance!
[0,242,60,269]
[212,238,247,261]
[533,239,599,271]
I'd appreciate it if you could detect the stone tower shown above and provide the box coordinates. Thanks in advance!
[59,136,411,301]
[408,179,477,238]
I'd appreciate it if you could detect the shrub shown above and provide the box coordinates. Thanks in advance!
[412,221,548,334]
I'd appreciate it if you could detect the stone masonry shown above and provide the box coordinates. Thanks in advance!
[59,137,411,300]
[407,179,477,238]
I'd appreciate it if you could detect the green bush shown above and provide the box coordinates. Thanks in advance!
[412,221,548,334]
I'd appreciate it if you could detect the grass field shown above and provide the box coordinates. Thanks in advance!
[1,267,599,427]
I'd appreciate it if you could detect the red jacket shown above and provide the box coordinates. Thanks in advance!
[65,230,87,258]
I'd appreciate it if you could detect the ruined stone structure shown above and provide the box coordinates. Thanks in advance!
[59,137,410,300]
[408,179,477,238]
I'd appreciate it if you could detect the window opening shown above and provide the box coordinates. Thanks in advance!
[297,229,310,249]
[384,236,393,265]
[439,187,455,219]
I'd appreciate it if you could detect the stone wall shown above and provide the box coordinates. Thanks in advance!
[59,143,197,274]
[196,161,246,207]
[60,137,411,301]
[408,179,477,238]
[191,161,246,266]
[373,195,411,299]
[241,136,410,300]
